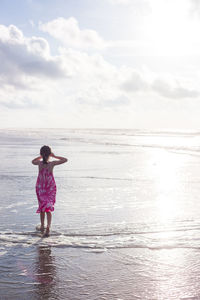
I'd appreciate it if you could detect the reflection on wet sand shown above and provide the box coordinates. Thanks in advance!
[34,246,57,300]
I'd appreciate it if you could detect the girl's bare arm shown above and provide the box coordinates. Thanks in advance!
[32,156,42,165]
[50,153,68,165]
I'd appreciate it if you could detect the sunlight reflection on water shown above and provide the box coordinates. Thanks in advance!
[1,129,200,299]
[148,150,186,223]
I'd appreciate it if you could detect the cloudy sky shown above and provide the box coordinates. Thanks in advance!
[0,0,200,129]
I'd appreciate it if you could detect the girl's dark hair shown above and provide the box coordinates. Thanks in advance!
[40,145,51,164]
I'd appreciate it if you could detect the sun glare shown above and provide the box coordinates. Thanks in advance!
[144,0,199,56]
[152,150,182,222]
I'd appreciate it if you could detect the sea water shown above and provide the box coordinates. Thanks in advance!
[1,128,200,299]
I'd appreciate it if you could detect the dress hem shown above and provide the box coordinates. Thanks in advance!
[36,208,55,213]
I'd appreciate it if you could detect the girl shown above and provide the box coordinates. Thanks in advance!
[32,145,68,237]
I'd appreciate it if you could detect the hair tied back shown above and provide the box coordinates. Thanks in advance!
[40,145,51,164]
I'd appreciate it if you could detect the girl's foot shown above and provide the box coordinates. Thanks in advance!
[43,227,50,238]
[36,225,45,233]
[40,226,45,233]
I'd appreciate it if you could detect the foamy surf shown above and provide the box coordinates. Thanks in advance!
[2,128,200,299]
[1,220,200,251]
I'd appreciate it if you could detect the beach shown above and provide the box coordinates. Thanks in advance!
[1,128,200,299]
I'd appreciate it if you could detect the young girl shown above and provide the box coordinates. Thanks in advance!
[32,145,68,237]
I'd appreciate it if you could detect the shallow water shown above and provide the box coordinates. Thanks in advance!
[1,128,200,299]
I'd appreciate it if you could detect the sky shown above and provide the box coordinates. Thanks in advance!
[0,0,200,129]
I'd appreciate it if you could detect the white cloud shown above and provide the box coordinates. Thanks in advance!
[0,22,200,129]
[39,17,105,49]
[121,71,199,99]
[0,24,66,89]
[121,71,148,93]
[190,0,200,14]
[152,79,199,99]
[0,96,41,110]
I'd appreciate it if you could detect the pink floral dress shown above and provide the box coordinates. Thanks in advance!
[36,165,57,213]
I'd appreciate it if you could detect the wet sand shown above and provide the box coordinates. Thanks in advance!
[1,128,200,299]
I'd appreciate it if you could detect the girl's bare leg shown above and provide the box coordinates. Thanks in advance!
[43,212,52,237]
[46,212,52,229]
[40,212,45,232]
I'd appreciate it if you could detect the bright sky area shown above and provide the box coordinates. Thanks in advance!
[0,0,200,129]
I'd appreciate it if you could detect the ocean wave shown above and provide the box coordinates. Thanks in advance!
[0,128,200,156]
[59,136,200,155]
[0,233,200,251]
[1,221,200,251]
